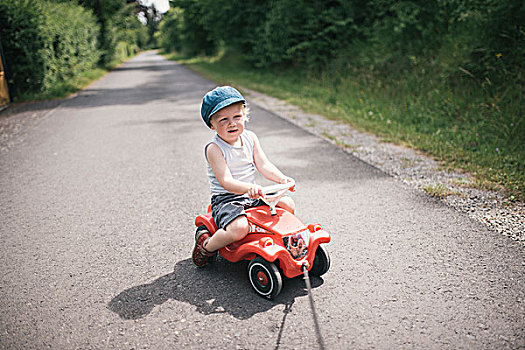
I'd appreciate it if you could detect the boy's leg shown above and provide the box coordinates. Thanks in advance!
[276,196,295,214]
[204,215,250,252]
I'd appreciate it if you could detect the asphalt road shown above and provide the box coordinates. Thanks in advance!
[1,51,523,350]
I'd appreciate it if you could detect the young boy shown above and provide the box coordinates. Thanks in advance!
[193,86,295,267]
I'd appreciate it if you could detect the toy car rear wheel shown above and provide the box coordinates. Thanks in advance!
[248,257,282,299]
[310,245,330,277]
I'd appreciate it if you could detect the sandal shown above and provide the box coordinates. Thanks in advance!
[192,230,217,267]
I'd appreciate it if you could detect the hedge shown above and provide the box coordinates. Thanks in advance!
[163,0,524,80]
[0,0,100,98]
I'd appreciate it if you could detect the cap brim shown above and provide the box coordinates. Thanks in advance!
[209,96,246,119]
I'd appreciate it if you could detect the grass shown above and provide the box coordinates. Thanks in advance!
[321,131,360,151]
[422,184,459,198]
[18,68,108,102]
[17,55,137,102]
[169,51,524,202]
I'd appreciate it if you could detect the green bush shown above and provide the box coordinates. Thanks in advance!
[110,2,149,64]
[0,0,100,98]
[40,2,100,90]
[163,0,524,78]
[175,0,219,56]
[0,0,47,96]
[157,7,185,53]
[251,0,358,68]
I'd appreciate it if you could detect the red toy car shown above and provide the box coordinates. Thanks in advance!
[194,180,331,299]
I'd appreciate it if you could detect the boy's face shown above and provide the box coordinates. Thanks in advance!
[210,103,246,144]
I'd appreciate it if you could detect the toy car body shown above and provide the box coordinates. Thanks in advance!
[194,181,331,299]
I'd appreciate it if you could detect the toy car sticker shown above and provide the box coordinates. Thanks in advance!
[283,230,309,259]
[248,222,270,234]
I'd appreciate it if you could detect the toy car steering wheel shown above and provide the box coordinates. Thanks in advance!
[261,179,295,215]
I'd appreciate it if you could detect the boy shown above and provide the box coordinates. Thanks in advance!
[193,86,295,267]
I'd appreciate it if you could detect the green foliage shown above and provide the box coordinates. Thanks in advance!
[78,0,122,65]
[40,2,100,90]
[0,0,100,97]
[144,4,161,48]
[0,0,46,96]
[157,7,185,53]
[163,0,524,78]
[113,3,149,61]
[168,0,359,68]
[0,0,151,99]
[166,0,220,56]
[78,0,150,65]
[252,0,358,68]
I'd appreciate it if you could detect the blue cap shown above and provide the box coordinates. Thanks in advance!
[201,86,245,128]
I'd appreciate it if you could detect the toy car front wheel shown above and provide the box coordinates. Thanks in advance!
[310,245,330,277]
[248,257,282,299]
[195,225,208,239]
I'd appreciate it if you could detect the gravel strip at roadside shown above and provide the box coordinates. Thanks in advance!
[244,88,525,245]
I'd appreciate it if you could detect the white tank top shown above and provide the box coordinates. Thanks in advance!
[205,130,256,196]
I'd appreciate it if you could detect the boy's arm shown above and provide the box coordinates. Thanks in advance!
[206,143,264,198]
[251,131,291,184]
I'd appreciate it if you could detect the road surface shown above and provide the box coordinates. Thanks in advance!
[1,51,523,349]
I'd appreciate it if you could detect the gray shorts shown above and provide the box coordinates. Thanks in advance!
[211,193,267,230]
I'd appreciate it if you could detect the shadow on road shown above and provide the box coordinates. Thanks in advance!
[108,258,323,320]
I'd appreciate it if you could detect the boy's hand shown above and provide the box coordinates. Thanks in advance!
[278,176,293,184]
[279,176,296,192]
[247,184,264,199]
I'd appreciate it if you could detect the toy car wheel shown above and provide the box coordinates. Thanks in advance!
[248,257,282,299]
[310,245,330,277]
[195,225,208,240]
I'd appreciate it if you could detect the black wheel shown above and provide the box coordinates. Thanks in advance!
[310,245,330,277]
[195,225,208,239]
[248,257,282,299]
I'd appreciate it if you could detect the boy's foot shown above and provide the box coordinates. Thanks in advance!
[192,230,216,267]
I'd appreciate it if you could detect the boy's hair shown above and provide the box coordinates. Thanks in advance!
[244,105,251,122]
[201,86,245,128]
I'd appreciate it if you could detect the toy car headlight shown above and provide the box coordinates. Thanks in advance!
[282,230,309,259]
